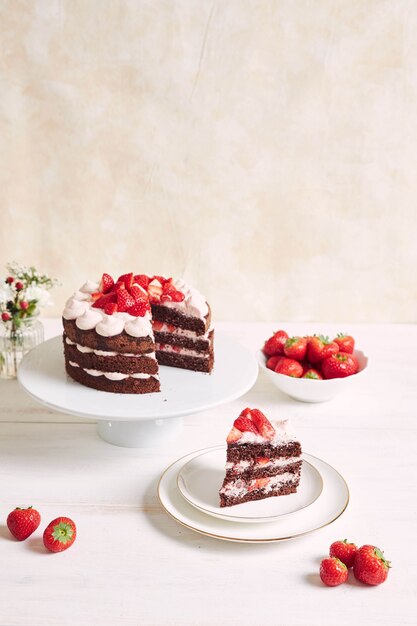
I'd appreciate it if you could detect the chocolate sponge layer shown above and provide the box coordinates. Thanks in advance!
[65,362,160,394]
[63,318,154,353]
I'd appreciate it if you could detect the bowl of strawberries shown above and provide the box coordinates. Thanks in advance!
[258,330,368,403]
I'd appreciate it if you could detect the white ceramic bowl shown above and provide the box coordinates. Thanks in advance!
[258,349,369,403]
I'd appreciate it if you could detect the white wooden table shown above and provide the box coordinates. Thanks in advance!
[1,320,416,626]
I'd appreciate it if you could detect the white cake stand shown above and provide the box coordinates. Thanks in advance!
[17,333,258,448]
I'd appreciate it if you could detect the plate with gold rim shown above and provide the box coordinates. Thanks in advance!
[158,450,349,543]
[177,446,323,523]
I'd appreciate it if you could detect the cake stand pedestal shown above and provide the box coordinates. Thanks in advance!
[17,333,258,448]
[97,417,183,447]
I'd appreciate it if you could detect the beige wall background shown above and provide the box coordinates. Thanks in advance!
[0,0,416,322]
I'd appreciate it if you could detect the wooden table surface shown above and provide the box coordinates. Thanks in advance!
[0,320,416,626]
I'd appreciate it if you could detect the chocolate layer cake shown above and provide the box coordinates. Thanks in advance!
[62,272,213,394]
[219,408,302,507]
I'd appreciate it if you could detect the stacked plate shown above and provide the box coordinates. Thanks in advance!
[158,446,349,543]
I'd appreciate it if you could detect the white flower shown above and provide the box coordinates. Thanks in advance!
[26,285,53,307]
[0,284,13,304]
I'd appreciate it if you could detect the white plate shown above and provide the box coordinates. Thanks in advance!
[158,451,349,543]
[177,446,323,523]
[18,333,258,421]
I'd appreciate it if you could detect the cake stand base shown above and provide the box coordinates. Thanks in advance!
[97,417,183,448]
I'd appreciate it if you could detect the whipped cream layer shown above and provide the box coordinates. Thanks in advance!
[68,361,158,381]
[220,472,298,499]
[225,456,301,473]
[65,337,156,359]
[63,280,153,338]
[159,278,208,320]
[155,343,209,359]
[235,419,297,446]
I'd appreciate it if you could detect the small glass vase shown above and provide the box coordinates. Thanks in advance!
[0,316,44,379]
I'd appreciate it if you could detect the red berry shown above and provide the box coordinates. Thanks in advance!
[266,355,283,370]
[133,274,151,289]
[329,539,357,568]
[128,301,149,317]
[234,415,259,434]
[302,368,323,380]
[117,272,134,291]
[7,506,41,541]
[43,517,76,553]
[1,312,11,321]
[20,301,29,310]
[226,426,242,443]
[333,333,355,354]
[322,352,359,379]
[275,358,303,378]
[353,545,390,585]
[319,557,348,587]
[15,281,24,291]
[104,302,118,315]
[99,273,114,293]
[307,335,339,364]
[263,330,289,357]
[284,336,308,361]
[92,292,117,310]
[249,408,276,440]
[130,285,148,302]
[117,289,135,312]
[5,276,14,284]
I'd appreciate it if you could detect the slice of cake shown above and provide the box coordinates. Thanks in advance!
[63,273,160,394]
[134,275,213,373]
[219,408,302,507]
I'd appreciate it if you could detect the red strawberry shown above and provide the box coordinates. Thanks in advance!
[112,280,126,292]
[353,545,391,585]
[162,282,185,302]
[307,335,339,364]
[104,302,118,315]
[319,557,348,587]
[128,301,149,317]
[275,358,303,378]
[152,320,164,331]
[130,285,148,301]
[256,457,271,465]
[263,330,289,357]
[284,336,308,361]
[92,292,117,309]
[329,539,357,568]
[266,356,283,371]
[333,333,355,354]
[234,416,259,434]
[117,273,134,291]
[7,506,41,541]
[226,426,242,443]
[134,274,151,289]
[302,368,323,380]
[250,409,276,440]
[249,477,269,492]
[322,352,359,379]
[99,273,114,294]
[148,279,163,302]
[43,517,76,553]
[117,289,135,312]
